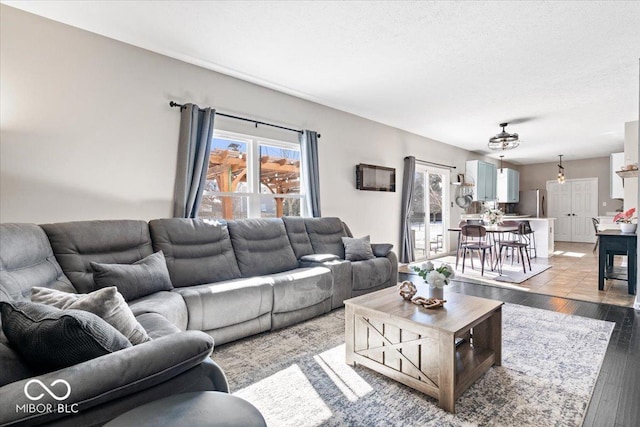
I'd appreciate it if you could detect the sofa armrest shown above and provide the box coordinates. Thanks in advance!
[383,250,399,285]
[0,331,225,426]
[299,254,340,263]
[371,243,393,257]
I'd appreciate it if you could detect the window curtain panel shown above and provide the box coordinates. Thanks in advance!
[172,104,215,218]
[399,156,416,263]
[300,130,322,217]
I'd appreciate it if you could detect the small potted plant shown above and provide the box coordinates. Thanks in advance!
[613,208,637,233]
[411,261,455,299]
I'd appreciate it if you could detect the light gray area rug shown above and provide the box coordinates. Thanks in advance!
[213,304,613,427]
[424,255,552,286]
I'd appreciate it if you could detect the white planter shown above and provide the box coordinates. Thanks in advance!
[620,223,637,233]
[428,286,444,299]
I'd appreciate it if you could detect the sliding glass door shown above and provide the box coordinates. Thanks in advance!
[409,165,450,260]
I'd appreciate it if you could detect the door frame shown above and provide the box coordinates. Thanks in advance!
[415,164,450,259]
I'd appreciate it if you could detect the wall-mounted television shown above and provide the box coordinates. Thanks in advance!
[356,163,396,192]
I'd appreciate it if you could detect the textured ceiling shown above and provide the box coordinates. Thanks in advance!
[4,1,640,164]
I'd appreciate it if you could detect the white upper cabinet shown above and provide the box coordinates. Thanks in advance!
[466,160,497,201]
[497,168,520,203]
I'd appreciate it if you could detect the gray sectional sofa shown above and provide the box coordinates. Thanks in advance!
[0,216,397,426]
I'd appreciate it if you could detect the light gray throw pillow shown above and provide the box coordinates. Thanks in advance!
[31,286,151,345]
[90,251,173,301]
[342,235,375,261]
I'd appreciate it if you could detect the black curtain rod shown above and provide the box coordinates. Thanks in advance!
[169,101,316,136]
[409,157,457,169]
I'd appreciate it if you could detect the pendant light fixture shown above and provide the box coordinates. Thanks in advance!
[488,123,520,151]
[557,155,565,184]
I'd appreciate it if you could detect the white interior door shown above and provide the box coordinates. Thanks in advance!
[547,181,572,241]
[547,178,598,243]
[571,179,598,243]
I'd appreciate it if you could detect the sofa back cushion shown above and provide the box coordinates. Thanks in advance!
[41,220,154,294]
[149,218,241,287]
[0,223,75,302]
[282,216,314,259]
[304,217,348,259]
[227,219,298,277]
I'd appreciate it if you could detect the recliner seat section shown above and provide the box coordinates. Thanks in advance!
[283,216,398,306]
[149,218,273,343]
[226,218,333,330]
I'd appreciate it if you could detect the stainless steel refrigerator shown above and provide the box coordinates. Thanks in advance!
[518,189,546,217]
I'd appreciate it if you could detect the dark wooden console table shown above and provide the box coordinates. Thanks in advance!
[596,230,637,295]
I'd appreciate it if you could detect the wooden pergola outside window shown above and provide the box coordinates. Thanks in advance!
[198,138,303,220]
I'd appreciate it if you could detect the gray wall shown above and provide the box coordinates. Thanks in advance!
[519,157,622,216]
[0,5,504,251]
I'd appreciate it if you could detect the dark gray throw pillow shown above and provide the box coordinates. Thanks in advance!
[371,243,394,257]
[0,301,131,373]
[342,235,375,261]
[90,251,173,301]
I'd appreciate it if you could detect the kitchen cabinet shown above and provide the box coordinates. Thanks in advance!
[610,152,624,199]
[497,168,520,203]
[466,160,497,201]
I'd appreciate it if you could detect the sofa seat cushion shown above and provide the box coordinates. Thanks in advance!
[128,291,189,331]
[174,278,273,331]
[135,312,181,340]
[267,267,332,313]
[351,258,392,291]
[149,219,241,287]
[0,301,131,373]
[0,223,75,302]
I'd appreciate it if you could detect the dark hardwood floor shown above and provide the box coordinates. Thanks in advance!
[399,273,640,427]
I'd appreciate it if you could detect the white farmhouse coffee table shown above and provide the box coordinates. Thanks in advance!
[345,286,503,413]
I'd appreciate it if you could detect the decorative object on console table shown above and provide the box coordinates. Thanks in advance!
[411,261,454,299]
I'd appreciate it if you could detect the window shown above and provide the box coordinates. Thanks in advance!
[198,130,305,221]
